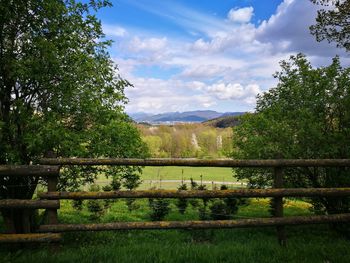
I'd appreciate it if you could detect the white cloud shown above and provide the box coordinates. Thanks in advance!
[124,77,216,113]
[128,36,168,53]
[180,65,231,79]
[103,24,127,37]
[228,7,254,23]
[206,82,261,103]
[256,0,348,58]
[190,23,256,53]
[108,0,350,113]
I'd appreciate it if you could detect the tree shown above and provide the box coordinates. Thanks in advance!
[0,0,148,232]
[310,0,350,51]
[232,54,350,215]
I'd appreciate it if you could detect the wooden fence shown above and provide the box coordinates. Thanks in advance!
[1,158,350,246]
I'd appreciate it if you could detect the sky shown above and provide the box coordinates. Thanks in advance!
[96,0,349,114]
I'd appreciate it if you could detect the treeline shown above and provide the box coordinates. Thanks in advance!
[137,123,232,158]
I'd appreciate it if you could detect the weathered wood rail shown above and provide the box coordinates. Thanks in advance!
[0,165,61,243]
[0,233,61,243]
[39,188,350,199]
[40,158,350,167]
[0,199,60,209]
[1,158,350,245]
[37,213,350,232]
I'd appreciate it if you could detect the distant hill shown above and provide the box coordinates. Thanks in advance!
[204,115,243,128]
[128,110,245,124]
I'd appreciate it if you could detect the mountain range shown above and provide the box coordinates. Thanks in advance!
[128,110,245,124]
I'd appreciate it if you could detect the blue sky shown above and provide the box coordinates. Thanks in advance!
[96,0,349,113]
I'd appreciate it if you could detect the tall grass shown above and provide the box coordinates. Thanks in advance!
[1,198,349,263]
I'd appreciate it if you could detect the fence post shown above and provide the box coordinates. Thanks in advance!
[273,166,286,246]
[47,174,59,225]
[45,151,59,225]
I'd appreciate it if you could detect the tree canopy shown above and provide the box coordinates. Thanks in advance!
[310,0,350,51]
[0,0,148,203]
[232,54,350,215]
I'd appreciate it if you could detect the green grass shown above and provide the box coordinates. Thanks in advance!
[96,166,242,190]
[140,166,235,182]
[1,198,349,263]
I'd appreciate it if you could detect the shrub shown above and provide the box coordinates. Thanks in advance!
[209,200,232,220]
[148,198,171,221]
[72,199,84,211]
[87,185,104,220]
[102,185,114,210]
[176,183,188,214]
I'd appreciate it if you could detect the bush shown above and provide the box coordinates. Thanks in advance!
[72,199,84,211]
[208,185,244,220]
[87,200,104,221]
[87,185,104,221]
[102,185,114,210]
[110,178,121,191]
[125,198,140,212]
[148,198,171,221]
[189,178,199,208]
[176,183,188,214]
[209,200,232,220]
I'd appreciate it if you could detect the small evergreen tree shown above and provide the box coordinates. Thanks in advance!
[148,198,171,221]
[176,183,188,214]
[87,185,104,221]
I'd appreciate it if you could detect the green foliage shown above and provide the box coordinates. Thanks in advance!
[209,200,232,220]
[176,183,188,214]
[188,178,199,208]
[142,135,165,157]
[102,185,112,192]
[102,185,114,210]
[72,199,84,211]
[125,198,139,212]
[209,185,243,220]
[0,0,148,203]
[232,54,350,215]
[191,181,212,220]
[190,178,199,190]
[86,185,104,221]
[3,197,349,263]
[138,124,232,158]
[86,200,104,221]
[148,198,171,221]
[110,177,122,191]
[310,0,350,51]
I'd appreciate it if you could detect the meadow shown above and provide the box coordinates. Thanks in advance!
[2,166,349,262]
[96,166,243,190]
[1,196,350,263]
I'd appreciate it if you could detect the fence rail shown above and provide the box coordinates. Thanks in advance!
[39,158,350,167]
[37,214,350,233]
[0,200,60,209]
[38,188,350,199]
[0,233,61,243]
[1,158,350,245]
[0,165,59,177]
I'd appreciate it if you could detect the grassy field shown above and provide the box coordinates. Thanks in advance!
[1,198,350,263]
[96,166,242,190]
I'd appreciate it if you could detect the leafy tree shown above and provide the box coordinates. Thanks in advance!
[232,54,350,215]
[310,0,350,51]
[142,135,163,156]
[0,0,148,232]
